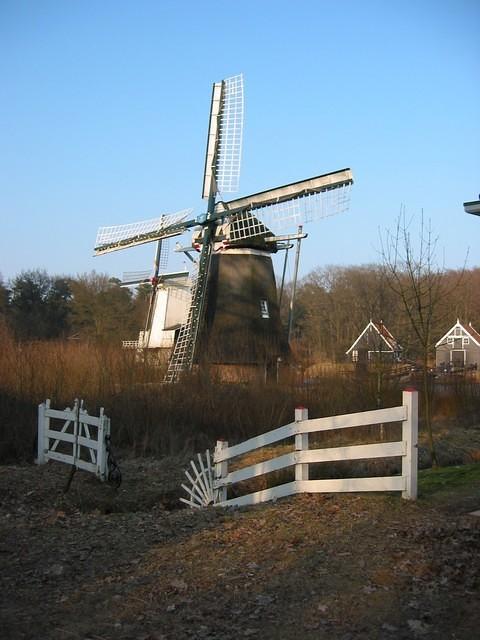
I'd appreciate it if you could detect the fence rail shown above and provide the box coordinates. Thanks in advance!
[36,399,110,481]
[206,390,418,508]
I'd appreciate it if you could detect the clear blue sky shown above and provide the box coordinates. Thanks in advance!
[1,0,479,285]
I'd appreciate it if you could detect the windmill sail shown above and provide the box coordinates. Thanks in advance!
[214,74,244,194]
[121,241,170,286]
[121,270,152,286]
[215,169,353,241]
[202,74,244,199]
[94,210,192,255]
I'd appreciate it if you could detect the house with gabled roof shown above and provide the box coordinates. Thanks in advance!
[435,319,480,370]
[346,320,403,364]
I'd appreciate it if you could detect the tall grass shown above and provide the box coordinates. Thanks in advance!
[0,325,478,462]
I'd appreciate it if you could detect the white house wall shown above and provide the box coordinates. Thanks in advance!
[164,288,190,330]
[148,290,173,348]
[146,287,190,349]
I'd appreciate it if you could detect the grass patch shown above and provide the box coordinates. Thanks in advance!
[418,462,480,498]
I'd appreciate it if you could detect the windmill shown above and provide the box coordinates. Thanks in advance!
[119,238,189,350]
[94,74,353,382]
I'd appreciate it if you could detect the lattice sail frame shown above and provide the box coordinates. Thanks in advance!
[226,181,352,242]
[157,238,170,270]
[95,210,191,254]
[121,270,152,284]
[215,74,244,195]
[121,239,170,285]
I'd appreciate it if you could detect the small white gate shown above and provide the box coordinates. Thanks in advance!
[36,399,110,481]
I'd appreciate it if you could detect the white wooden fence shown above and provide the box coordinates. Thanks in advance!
[210,390,418,508]
[36,399,111,481]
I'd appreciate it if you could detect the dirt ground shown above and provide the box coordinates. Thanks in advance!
[1,449,479,640]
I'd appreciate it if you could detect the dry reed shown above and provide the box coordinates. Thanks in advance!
[0,325,478,462]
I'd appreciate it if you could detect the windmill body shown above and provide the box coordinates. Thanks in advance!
[122,264,189,350]
[202,249,284,363]
[189,216,285,368]
[142,277,190,349]
[94,74,354,382]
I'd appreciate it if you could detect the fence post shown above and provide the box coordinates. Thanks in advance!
[402,389,418,499]
[36,401,47,465]
[72,398,80,470]
[295,406,309,481]
[214,440,229,503]
[96,407,106,480]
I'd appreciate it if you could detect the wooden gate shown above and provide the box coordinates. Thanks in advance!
[36,399,110,481]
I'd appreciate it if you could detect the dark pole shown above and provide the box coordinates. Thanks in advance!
[278,245,290,309]
[287,225,303,344]
[144,239,163,348]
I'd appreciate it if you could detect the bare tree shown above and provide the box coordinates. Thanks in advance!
[381,210,465,466]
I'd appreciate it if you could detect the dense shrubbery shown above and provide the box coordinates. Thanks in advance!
[0,270,147,343]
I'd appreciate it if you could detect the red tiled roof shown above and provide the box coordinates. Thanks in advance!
[466,323,480,345]
[372,321,400,350]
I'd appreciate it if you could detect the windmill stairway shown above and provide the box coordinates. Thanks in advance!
[164,242,212,383]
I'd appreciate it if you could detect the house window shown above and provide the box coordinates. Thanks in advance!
[352,350,358,362]
[455,327,461,336]
[447,336,454,345]
[463,337,469,345]
[260,299,269,319]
